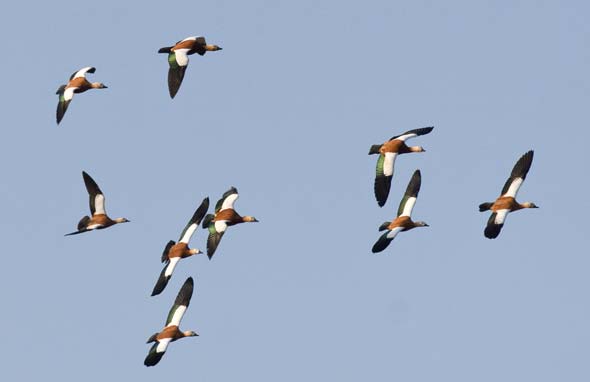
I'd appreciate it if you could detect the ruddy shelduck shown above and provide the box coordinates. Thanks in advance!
[158,36,222,98]
[65,171,129,236]
[55,67,107,124]
[479,150,538,239]
[202,187,258,259]
[151,197,210,296]
[145,277,198,367]
[372,170,429,253]
[369,127,433,207]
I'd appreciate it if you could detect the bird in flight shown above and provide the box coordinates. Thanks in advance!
[479,150,538,239]
[65,171,129,236]
[202,187,258,259]
[151,197,209,296]
[158,36,222,98]
[369,127,433,207]
[372,169,429,253]
[55,67,107,124]
[145,277,198,367]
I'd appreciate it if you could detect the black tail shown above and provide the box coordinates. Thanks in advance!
[151,265,171,296]
[378,221,390,231]
[368,144,381,155]
[146,332,159,343]
[479,202,493,212]
[160,240,175,263]
[158,46,172,54]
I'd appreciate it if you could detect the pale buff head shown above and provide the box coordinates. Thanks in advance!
[91,82,108,89]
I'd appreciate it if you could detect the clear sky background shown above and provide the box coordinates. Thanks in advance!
[1,0,589,380]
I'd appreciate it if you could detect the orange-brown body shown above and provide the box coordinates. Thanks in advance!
[214,210,256,226]
[490,196,523,212]
[156,325,185,341]
[388,216,416,231]
[89,214,115,227]
[380,140,422,154]
[168,242,195,259]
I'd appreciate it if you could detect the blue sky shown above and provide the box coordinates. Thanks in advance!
[1,1,589,380]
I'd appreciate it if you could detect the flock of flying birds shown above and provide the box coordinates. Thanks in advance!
[56,34,538,367]
[367,127,538,251]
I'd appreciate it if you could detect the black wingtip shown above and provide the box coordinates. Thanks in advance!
[174,277,194,306]
[144,347,164,367]
[151,266,171,296]
[371,232,392,253]
[191,197,210,225]
[374,175,391,207]
[403,170,421,197]
[158,46,172,54]
[484,224,502,239]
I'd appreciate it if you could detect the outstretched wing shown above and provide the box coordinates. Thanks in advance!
[484,210,509,239]
[390,126,434,142]
[144,339,171,367]
[165,277,194,327]
[374,153,396,207]
[215,187,239,213]
[55,85,74,124]
[82,171,105,216]
[206,221,227,259]
[70,66,96,80]
[179,197,210,243]
[500,150,534,198]
[167,65,187,99]
[371,227,404,253]
[151,257,181,297]
[397,170,421,217]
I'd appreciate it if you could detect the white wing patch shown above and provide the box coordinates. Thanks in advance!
[93,194,106,215]
[156,338,172,353]
[494,209,510,225]
[63,87,76,101]
[386,227,404,239]
[73,67,94,79]
[383,153,397,177]
[503,178,524,198]
[214,220,228,233]
[164,257,181,277]
[181,36,198,42]
[400,197,417,217]
[395,133,418,142]
[174,49,190,66]
[180,224,197,244]
[167,306,187,327]
[87,224,103,230]
[220,193,239,211]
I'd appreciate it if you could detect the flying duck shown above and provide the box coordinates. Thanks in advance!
[55,67,107,124]
[372,170,429,253]
[479,150,538,239]
[145,277,198,367]
[151,197,210,296]
[65,171,129,236]
[368,126,434,207]
[158,36,222,98]
[202,187,258,259]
